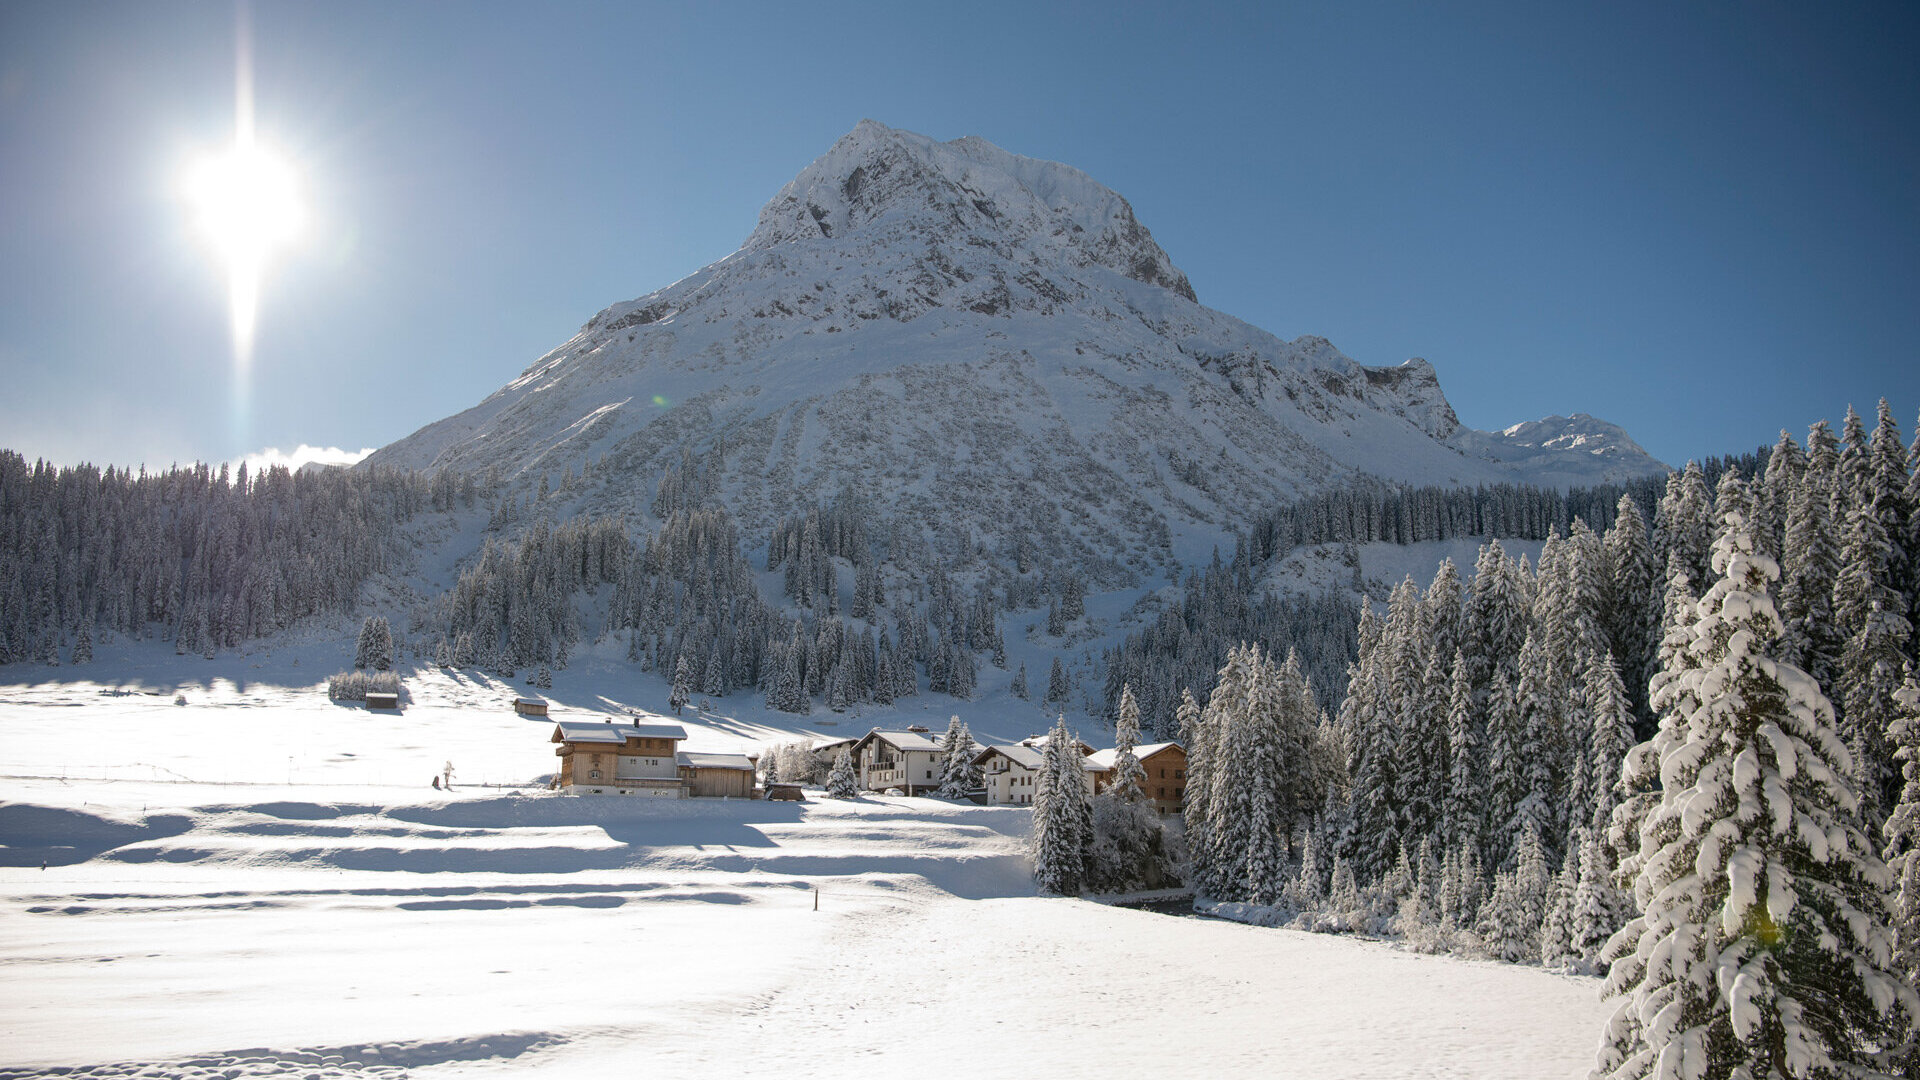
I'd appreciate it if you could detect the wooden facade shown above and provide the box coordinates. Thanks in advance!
[515,697,549,717]
[677,752,756,798]
[550,720,688,795]
[1087,742,1188,816]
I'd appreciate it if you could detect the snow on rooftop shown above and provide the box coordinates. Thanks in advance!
[860,729,946,753]
[675,751,755,771]
[552,719,688,743]
[1083,742,1181,770]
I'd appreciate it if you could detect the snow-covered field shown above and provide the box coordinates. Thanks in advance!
[2,649,1610,1079]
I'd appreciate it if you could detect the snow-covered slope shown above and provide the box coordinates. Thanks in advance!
[368,121,1664,572]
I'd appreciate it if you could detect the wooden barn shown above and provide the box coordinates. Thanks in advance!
[676,751,757,799]
[364,691,399,710]
[514,697,549,717]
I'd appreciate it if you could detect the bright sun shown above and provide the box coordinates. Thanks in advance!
[184,137,304,363]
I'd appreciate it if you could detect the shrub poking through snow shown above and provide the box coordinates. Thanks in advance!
[328,670,401,702]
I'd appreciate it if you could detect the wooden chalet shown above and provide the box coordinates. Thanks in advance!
[973,740,1101,806]
[364,691,399,710]
[550,719,687,795]
[1086,741,1188,816]
[809,736,859,774]
[514,697,549,717]
[850,728,947,795]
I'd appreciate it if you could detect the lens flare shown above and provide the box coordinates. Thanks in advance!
[181,1,303,376]
[186,139,303,360]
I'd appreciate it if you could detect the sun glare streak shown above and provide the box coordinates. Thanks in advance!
[182,2,304,374]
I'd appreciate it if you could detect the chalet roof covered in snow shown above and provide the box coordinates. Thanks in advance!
[855,729,945,754]
[675,751,755,771]
[1084,742,1182,770]
[976,744,1101,771]
[550,720,688,744]
[1019,733,1096,756]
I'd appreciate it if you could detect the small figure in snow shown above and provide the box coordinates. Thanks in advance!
[432,775,440,790]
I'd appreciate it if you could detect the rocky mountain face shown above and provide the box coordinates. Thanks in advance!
[367,121,1664,580]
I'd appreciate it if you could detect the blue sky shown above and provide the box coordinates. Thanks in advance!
[2,1,1915,473]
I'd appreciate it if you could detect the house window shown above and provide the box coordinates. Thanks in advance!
[926,770,933,779]
[590,770,602,779]
[1175,769,1185,779]
[1159,768,1166,779]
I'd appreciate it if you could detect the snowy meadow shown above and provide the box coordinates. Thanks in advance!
[1,654,1612,1079]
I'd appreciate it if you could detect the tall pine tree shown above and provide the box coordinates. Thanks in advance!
[1593,510,1916,1080]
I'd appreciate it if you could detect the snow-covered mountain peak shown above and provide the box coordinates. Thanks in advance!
[1452,412,1664,489]
[745,120,1196,302]
[368,123,1666,579]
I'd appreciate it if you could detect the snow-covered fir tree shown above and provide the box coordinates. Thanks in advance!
[1583,650,1636,839]
[1287,828,1326,911]
[1089,682,1172,892]
[354,615,393,672]
[826,747,858,799]
[1478,868,1536,964]
[1185,644,1324,904]
[1107,683,1149,800]
[1602,493,1661,727]
[1779,421,1844,686]
[1539,855,1580,969]
[1569,829,1625,974]
[1885,672,1920,997]
[1442,651,1486,866]
[669,653,692,715]
[1031,715,1092,895]
[1592,511,1917,1080]
[1831,500,1912,828]
[936,715,981,800]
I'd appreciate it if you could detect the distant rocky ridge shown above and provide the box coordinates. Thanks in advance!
[368,121,1664,577]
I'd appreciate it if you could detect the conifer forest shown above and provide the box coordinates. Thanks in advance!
[6,401,1920,1075]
